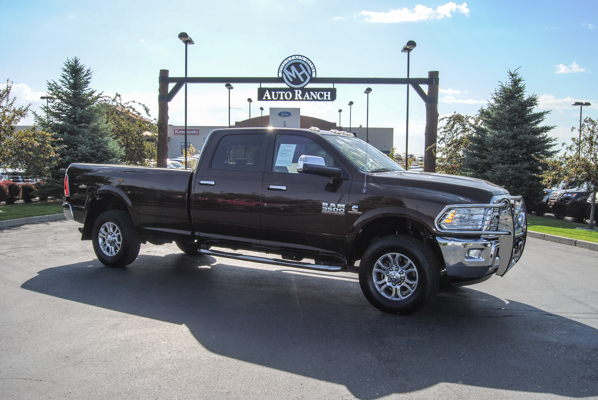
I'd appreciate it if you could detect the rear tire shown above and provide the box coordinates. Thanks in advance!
[359,235,439,314]
[92,210,141,267]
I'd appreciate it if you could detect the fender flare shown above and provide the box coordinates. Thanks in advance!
[84,185,141,229]
[347,206,437,244]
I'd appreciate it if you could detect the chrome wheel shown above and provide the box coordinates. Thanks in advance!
[372,252,419,301]
[98,221,122,257]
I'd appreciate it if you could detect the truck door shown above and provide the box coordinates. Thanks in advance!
[261,132,352,256]
[191,132,267,241]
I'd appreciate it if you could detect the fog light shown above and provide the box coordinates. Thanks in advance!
[467,249,483,259]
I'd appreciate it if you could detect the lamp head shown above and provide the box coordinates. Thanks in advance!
[247,98,252,103]
[178,32,194,44]
[402,40,417,52]
[348,101,354,106]
[225,83,233,90]
[364,87,372,94]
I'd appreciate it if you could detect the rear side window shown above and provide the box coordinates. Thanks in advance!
[210,133,266,172]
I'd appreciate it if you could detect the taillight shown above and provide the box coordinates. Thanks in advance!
[64,173,70,197]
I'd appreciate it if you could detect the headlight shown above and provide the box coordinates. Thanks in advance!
[437,207,499,231]
[436,196,526,235]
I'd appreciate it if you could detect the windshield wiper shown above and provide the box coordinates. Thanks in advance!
[369,168,394,173]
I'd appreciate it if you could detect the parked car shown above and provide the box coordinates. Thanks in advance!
[549,182,591,205]
[9,175,24,184]
[167,161,185,169]
[542,188,553,203]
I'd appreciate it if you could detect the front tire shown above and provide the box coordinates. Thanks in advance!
[92,210,141,267]
[359,235,440,314]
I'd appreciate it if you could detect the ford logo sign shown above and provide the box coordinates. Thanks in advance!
[278,111,292,117]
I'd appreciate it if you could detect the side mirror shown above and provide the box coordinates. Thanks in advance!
[297,155,342,179]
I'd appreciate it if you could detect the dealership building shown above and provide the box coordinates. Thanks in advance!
[167,107,393,159]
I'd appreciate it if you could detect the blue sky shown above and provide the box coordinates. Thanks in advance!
[1,0,596,156]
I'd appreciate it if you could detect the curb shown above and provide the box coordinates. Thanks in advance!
[0,213,66,229]
[527,231,598,252]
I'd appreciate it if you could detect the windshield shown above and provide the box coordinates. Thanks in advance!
[322,134,404,173]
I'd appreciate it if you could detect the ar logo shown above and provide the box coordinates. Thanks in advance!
[278,55,316,89]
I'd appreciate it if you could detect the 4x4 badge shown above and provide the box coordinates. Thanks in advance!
[348,205,362,215]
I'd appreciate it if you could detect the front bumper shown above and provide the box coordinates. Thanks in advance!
[435,195,527,284]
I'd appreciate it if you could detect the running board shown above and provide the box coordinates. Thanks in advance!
[200,249,344,272]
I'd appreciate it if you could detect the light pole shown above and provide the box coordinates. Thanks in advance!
[225,83,233,127]
[178,32,194,169]
[364,88,372,143]
[260,107,264,126]
[573,101,591,155]
[402,40,416,169]
[348,101,354,133]
[40,95,54,121]
[247,98,252,127]
[338,109,342,130]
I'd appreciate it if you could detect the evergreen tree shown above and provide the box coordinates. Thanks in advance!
[38,57,122,169]
[463,69,556,209]
[36,57,122,197]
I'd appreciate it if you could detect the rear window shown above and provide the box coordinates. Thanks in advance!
[210,133,266,172]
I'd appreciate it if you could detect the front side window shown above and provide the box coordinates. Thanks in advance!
[272,134,337,173]
[211,134,266,172]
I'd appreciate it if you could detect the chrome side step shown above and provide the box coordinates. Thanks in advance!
[200,249,344,272]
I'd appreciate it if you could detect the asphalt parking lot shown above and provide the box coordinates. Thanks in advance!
[1,220,597,399]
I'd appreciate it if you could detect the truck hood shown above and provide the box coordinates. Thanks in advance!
[372,171,509,204]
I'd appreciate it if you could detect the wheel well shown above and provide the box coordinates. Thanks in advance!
[81,194,130,240]
[351,217,444,271]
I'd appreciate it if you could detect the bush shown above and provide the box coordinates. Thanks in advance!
[534,201,550,217]
[567,200,588,223]
[6,182,21,204]
[21,183,37,203]
[551,201,567,220]
[35,179,64,201]
[0,183,8,203]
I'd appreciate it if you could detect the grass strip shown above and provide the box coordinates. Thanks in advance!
[527,215,598,244]
[0,201,63,221]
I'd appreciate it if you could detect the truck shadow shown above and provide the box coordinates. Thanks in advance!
[22,254,598,399]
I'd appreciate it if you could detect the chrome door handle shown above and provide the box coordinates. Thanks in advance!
[199,180,215,186]
[268,185,286,191]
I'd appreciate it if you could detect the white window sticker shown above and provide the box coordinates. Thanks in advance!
[275,144,296,167]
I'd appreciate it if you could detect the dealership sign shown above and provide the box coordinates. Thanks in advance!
[174,128,199,135]
[258,87,336,101]
[257,55,335,102]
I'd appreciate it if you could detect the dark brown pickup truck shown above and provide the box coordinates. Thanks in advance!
[63,127,527,314]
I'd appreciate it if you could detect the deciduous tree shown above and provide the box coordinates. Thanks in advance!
[1,80,56,177]
[436,112,480,175]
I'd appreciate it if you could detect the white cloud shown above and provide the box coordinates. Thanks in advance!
[555,61,586,74]
[361,2,469,23]
[538,94,595,113]
[582,23,594,29]
[439,88,463,95]
[441,95,485,105]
